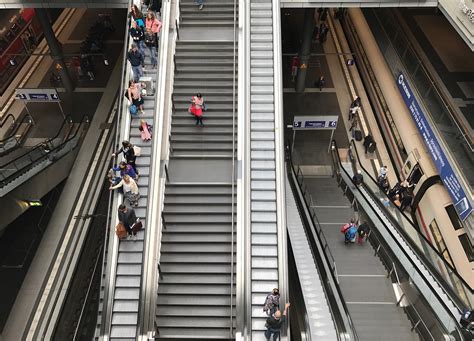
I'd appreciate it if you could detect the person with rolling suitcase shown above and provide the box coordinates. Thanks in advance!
[118,204,138,239]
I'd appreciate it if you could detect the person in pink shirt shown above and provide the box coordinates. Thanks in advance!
[189,93,205,127]
[145,11,162,67]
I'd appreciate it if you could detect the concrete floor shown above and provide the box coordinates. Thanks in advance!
[282,8,419,340]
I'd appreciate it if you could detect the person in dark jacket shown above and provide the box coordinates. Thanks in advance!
[349,96,361,121]
[353,170,363,186]
[118,204,138,238]
[363,134,377,154]
[127,44,144,82]
[112,140,139,175]
[130,20,145,58]
[357,222,370,245]
[265,303,290,341]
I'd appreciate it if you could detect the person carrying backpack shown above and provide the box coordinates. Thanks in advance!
[341,219,357,244]
[265,303,290,341]
[263,288,280,316]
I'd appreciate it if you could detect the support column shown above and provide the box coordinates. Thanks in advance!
[295,8,315,93]
[36,8,75,92]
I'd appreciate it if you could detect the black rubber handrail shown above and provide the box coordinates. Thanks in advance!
[0,115,72,168]
[0,115,88,187]
[0,114,15,128]
[286,146,360,341]
[348,138,473,295]
[332,139,472,318]
[0,113,31,145]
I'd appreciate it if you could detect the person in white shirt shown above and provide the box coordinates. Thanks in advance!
[110,174,140,207]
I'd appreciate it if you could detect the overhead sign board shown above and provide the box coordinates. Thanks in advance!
[396,73,472,221]
[293,115,338,130]
[15,88,61,102]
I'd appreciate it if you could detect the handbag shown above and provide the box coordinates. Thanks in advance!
[133,145,142,156]
[132,220,143,234]
[115,223,128,240]
[144,32,156,47]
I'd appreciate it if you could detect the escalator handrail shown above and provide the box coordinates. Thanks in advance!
[348,138,474,296]
[0,115,72,168]
[287,149,359,341]
[0,113,31,144]
[0,113,15,129]
[332,140,471,321]
[0,115,88,186]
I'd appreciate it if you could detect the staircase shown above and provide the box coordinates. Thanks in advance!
[248,0,280,339]
[155,0,238,339]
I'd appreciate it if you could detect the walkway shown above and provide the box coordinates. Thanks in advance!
[306,176,418,341]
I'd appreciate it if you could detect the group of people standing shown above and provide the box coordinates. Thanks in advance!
[109,140,143,239]
[127,4,162,82]
[377,166,414,212]
[313,8,329,44]
[341,219,370,245]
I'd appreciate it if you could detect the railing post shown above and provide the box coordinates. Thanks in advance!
[158,263,163,280]
[161,212,167,230]
[175,19,180,40]
[374,245,381,256]
[388,263,395,278]
[396,292,406,307]
[164,163,170,183]
[411,320,421,332]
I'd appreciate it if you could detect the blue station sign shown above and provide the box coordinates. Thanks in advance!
[293,115,338,130]
[396,73,472,220]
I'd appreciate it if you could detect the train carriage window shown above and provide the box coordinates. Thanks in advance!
[408,164,423,186]
[429,219,455,268]
[458,234,474,262]
[446,205,463,231]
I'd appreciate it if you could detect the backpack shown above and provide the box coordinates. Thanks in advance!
[263,293,279,315]
[129,104,138,115]
[353,129,362,141]
[341,223,352,234]
[367,141,377,153]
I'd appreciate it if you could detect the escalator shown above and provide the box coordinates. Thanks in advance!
[286,160,358,341]
[97,2,159,339]
[245,0,289,339]
[330,139,473,340]
[0,115,87,197]
[0,113,33,156]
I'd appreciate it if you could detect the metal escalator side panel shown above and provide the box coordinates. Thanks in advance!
[285,175,339,339]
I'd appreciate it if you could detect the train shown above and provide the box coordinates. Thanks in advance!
[345,8,474,289]
[0,9,42,95]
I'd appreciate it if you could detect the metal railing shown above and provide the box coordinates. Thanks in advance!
[364,226,436,340]
[0,113,33,155]
[287,151,359,341]
[330,139,472,337]
[229,0,238,337]
[347,138,473,309]
[0,115,87,189]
